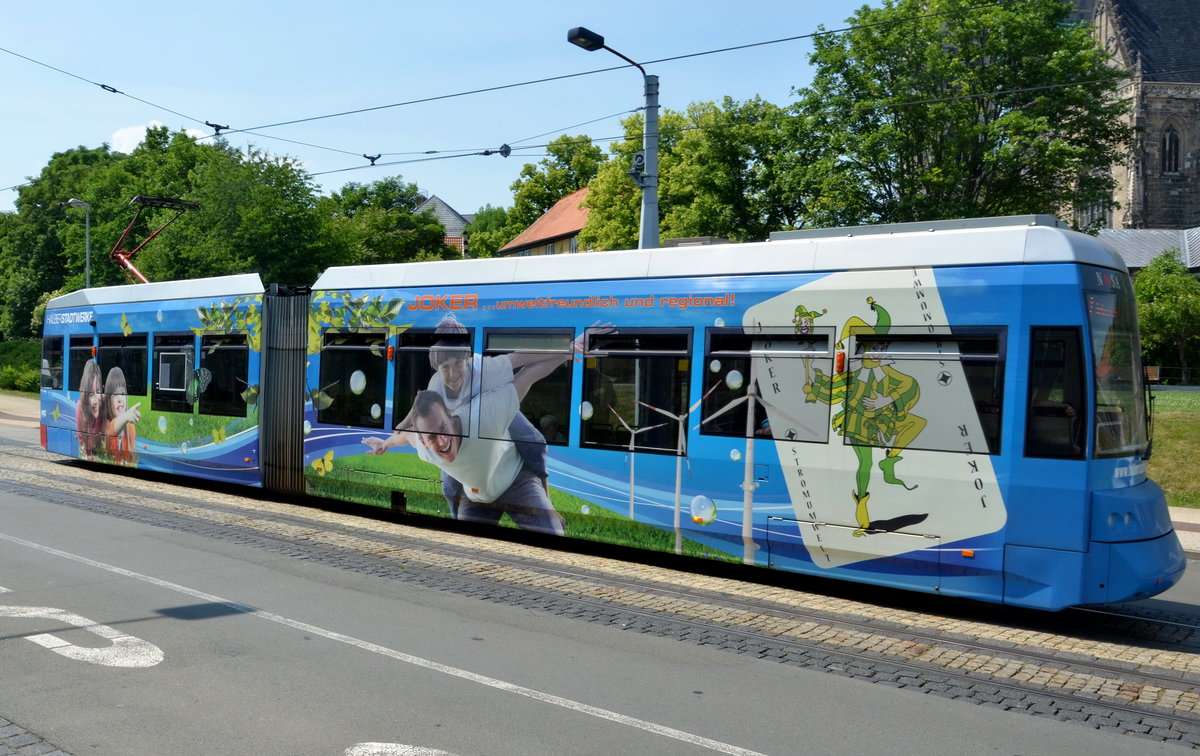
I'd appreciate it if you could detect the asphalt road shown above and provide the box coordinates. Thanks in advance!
[0,421,1187,755]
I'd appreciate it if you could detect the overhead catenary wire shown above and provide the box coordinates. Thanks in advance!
[3,0,1189,195]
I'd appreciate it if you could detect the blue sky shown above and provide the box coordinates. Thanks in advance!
[3,0,868,216]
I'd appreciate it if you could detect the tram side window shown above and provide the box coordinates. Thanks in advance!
[845,332,1004,455]
[481,330,574,446]
[98,334,148,397]
[317,332,387,429]
[199,335,248,417]
[1025,327,1085,459]
[699,328,832,443]
[581,329,691,454]
[41,336,63,390]
[68,335,93,393]
[392,328,473,437]
[153,334,195,413]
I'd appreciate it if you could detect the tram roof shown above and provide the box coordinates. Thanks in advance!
[313,216,1126,291]
[47,273,264,309]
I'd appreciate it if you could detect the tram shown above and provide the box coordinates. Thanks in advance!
[39,215,1186,610]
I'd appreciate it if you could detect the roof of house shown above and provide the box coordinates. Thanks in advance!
[1101,0,1200,83]
[498,188,589,253]
[1100,227,1200,269]
[416,195,469,236]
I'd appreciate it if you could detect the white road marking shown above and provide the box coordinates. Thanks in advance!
[0,605,164,667]
[0,530,766,756]
[345,745,457,756]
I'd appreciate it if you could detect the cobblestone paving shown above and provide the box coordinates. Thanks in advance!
[4,447,1200,747]
[0,717,67,756]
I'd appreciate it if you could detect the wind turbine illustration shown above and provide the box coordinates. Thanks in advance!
[639,381,721,554]
[609,406,667,520]
[698,358,820,564]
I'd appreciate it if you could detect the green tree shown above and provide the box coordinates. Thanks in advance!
[0,127,358,336]
[664,96,808,241]
[509,134,605,229]
[463,204,510,258]
[320,177,457,265]
[792,0,1132,227]
[1135,251,1200,384]
[0,144,123,337]
[580,100,798,251]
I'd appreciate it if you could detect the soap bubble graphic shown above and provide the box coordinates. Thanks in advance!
[370,403,382,420]
[157,416,167,433]
[730,448,742,462]
[690,495,717,525]
[713,317,726,327]
[350,370,367,395]
[725,370,744,390]
[303,420,312,435]
[581,504,590,515]
[709,359,721,374]
[579,401,594,420]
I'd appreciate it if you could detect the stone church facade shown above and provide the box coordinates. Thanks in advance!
[1074,0,1200,229]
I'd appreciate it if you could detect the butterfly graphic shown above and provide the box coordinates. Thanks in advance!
[120,313,132,337]
[311,450,334,476]
[308,380,338,411]
[239,383,260,406]
[185,368,213,404]
[212,427,227,444]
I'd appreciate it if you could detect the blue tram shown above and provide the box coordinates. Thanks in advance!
[39,216,1185,610]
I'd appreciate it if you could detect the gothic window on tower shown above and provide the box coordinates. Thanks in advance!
[1162,126,1181,174]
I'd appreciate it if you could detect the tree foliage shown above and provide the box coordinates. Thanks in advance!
[0,128,451,339]
[792,0,1132,227]
[320,177,458,266]
[462,204,510,258]
[509,134,606,229]
[579,99,802,250]
[1135,251,1200,383]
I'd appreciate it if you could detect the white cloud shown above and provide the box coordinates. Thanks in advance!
[110,120,207,154]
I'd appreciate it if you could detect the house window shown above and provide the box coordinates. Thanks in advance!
[1162,126,1181,174]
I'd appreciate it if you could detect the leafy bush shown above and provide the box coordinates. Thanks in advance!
[0,339,41,393]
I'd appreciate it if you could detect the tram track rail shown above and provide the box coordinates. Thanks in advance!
[3,435,1200,745]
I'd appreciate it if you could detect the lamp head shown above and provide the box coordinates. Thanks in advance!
[567,27,604,52]
[65,198,90,210]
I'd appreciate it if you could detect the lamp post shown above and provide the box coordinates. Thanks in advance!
[568,26,659,249]
[65,198,92,288]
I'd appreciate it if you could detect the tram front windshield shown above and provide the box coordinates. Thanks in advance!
[1086,283,1148,458]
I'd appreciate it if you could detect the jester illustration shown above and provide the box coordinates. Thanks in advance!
[793,304,827,335]
[804,297,928,536]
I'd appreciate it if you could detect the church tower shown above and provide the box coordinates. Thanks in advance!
[1075,0,1200,229]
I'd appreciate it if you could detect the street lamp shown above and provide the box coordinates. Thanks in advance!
[568,26,659,249]
[65,198,92,288]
